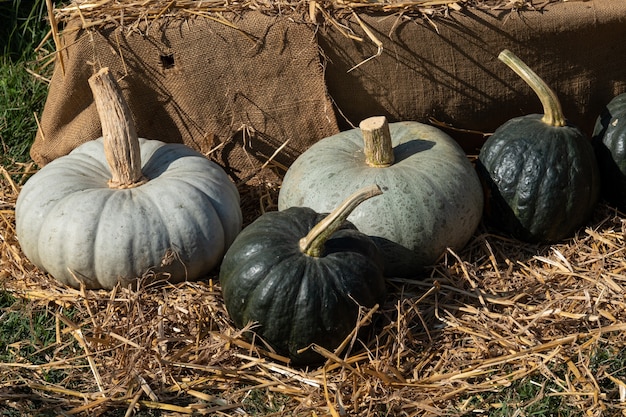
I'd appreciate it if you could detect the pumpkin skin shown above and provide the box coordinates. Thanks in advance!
[219,189,386,365]
[476,50,599,243]
[592,93,626,210]
[277,120,483,277]
[16,137,242,290]
[477,116,599,242]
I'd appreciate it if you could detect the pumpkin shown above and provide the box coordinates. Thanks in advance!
[592,93,626,210]
[277,116,483,277]
[476,49,600,243]
[15,68,242,290]
[220,185,386,365]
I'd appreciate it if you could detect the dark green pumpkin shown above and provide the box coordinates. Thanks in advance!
[477,50,600,243]
[219,185,386,365]
[592,93,626,210]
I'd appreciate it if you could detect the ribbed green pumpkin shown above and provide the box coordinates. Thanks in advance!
[219,185,386,365]
[477,50,600,243]
[278,116,483,277]
[592,93,626,210]
[15,68,242,289]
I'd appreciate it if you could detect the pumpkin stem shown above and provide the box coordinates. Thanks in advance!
[299,184,382,257]
[88,67,147,189]
[360,116,395,167]
[498,49,566,127]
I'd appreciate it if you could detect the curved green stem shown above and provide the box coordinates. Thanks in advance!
[299,184,382,257]
[498,49,565,127]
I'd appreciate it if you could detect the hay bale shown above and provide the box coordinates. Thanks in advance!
[31,0,626,182]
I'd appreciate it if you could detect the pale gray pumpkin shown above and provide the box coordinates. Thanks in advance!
[278,116,483,277]
[15,68,242,289]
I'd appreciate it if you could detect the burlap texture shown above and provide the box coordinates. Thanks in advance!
[319,0,626,152]
[33,0,626,179]
[32,12,338,183]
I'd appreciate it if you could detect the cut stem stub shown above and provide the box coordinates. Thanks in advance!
[299,184,383,257]
[360,116,395,167]
[88,67,147,189]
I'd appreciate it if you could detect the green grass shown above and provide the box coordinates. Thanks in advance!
[0,58,49,165]
[0,291,85,416]
[0,0,55,165]
[0,292,67,372]
[1,0,51,61]
[479,376,581,417]
[453,346,626,417]
[242,389,294,415]
[590,344,626,402]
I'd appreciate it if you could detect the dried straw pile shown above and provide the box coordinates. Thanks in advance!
[50,0,563,29]
[45,0,567,64]
[2,156,626,416]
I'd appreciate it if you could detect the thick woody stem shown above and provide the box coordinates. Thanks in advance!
[299,184,383,257]
[360,116,395,167]
[88,67,146,189]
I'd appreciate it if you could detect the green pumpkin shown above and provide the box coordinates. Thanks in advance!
[278,116,483,277]
[477,50,600,243]
[220,185,386,365]
[592,93,626,210]
[16,68,242,289]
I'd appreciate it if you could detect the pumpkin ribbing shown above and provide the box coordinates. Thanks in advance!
[220,185,385,365]
[476,50,599,243]
[15,67,242,289]
[278,117,483,277]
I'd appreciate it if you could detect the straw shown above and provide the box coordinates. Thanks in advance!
[48,0,567,34]
[2,158,626,415]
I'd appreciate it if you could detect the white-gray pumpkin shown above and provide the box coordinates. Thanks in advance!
[16,138,242,289]
[15,68,242,289]
[278,117,483,277]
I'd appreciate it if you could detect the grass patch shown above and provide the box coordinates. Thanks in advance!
[590,343,626,403]
[463,374,582,416]
[0,303,57,364]
[0,59,49,165]
[455,342,626,416]
[0,293,86,416]
[0,292,83,393]
[1,293,66,364]
[242,389,294,415]
[1,0,51,61]
[0,0,56,166]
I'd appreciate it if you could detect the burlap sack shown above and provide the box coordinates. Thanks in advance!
[33,0,626,180]
[319,0,626,152]
[32,12,338,183]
